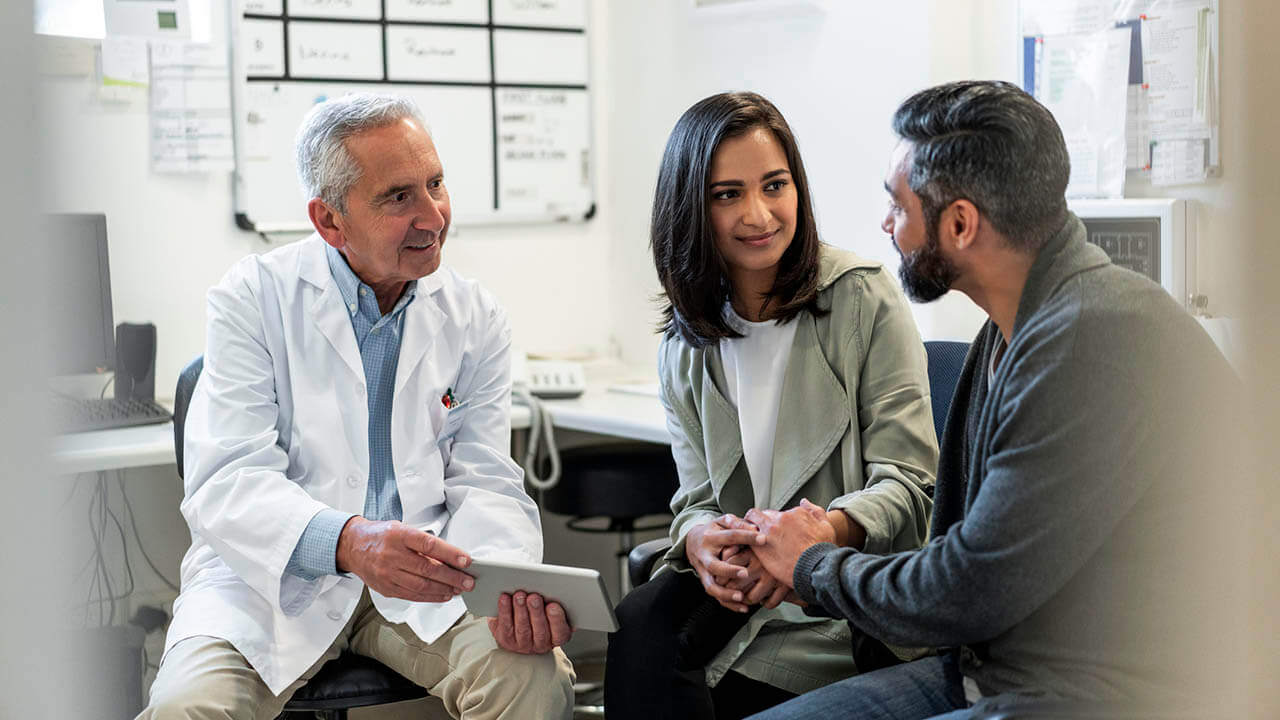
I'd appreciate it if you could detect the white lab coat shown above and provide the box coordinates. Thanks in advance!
[165,235,541,695]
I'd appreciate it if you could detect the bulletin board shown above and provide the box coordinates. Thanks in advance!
[229,0,595,233]
[1019,0,1220,196]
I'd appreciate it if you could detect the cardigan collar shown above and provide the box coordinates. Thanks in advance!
[1011,212,1111,338]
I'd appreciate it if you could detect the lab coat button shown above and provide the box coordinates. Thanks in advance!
[327,610,343,622]
[403,469,417,478]
[346,475,359,488]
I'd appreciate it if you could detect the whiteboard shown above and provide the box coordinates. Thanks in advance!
[230,0,594,233]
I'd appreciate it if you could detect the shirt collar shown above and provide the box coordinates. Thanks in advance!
[325,243,417,320]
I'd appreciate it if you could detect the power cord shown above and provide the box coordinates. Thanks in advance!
[118,471,180,593]
[66,470,179,630]
[512,386,561,492]
[74,472,135,627]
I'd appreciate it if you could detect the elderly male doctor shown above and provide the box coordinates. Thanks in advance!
[139,94,575,719]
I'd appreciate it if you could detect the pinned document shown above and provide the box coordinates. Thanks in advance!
[1141,6,1212,141]
[1022,0,1221,183]
[1037,27,1131,197]
[149,41,233,173]
[100,36,149,102]
[1150,139,1207,186]
[1020,0,1111,36]
[1125,85,1151,170]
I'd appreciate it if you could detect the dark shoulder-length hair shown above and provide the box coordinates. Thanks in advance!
[652,91,823,348]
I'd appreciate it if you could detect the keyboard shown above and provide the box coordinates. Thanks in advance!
[52,396,172,433]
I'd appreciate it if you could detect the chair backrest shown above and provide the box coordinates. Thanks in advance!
[923,341,969,444]
[173,355,204,480]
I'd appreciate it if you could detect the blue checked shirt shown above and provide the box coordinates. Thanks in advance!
[284,244,418,580]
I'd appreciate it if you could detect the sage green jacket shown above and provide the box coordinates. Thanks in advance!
[656,245,938,694]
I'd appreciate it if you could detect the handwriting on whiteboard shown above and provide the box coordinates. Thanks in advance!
[289,21,383,78]
[289,0,381,20]
[387,26,490,82]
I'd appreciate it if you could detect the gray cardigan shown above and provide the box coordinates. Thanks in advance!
[793,214,1238,704]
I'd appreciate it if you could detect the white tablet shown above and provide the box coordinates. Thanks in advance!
[462,557,619,633]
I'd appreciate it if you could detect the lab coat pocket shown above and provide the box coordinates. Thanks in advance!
[398,449,446,525]
[440,404,467,439]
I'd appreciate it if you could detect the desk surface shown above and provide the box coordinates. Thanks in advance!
[51,421,177,475]
[540,384,668,445]
[51,365,669,474]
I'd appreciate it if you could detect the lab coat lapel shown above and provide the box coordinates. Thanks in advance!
[768,313,849,510]
[300,238,365,382]
[395,281,446,395]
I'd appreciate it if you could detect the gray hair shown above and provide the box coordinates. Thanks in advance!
[294,93,428,214]
[891,81,1070,251]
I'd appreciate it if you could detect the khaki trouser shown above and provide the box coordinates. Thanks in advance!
[138,589,575,720]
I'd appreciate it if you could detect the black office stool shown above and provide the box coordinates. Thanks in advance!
[175,356,433,720]
[539,442,679,597]
[278,653,429,719]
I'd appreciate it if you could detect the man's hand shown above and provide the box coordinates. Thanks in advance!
[684,514,766,613]
[487,591,574,654]
[336,517,474,603]
[720,546,793,609]
[743,500,837,590]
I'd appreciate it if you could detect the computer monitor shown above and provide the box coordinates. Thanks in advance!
[1067,198,1195,310]
[45,213,115,375]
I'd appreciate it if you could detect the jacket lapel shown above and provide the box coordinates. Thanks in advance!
[394,278,446,395]
[699,345,744,493]
[768,312,851,509]
[299,237,364,382]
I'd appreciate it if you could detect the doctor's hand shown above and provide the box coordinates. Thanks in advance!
[684,515,767,613]
[487,591,574,654]
[336,517,475,603]
[743,500,837,590]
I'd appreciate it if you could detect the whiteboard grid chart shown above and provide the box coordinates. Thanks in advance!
[231,0,594,232]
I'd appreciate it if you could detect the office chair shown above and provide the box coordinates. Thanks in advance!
[174,355,434,720]
[922,340,970,444]
[625,340,971,589]
[538,442,680,599]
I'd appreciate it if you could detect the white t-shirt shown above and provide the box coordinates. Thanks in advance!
[719,305,799,508]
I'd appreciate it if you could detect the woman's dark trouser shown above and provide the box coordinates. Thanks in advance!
[604,568,796,720]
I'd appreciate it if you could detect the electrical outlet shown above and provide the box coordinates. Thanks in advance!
[128,591,176,625]
[127,591,176,697]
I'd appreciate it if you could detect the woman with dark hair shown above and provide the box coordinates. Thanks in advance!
[604,92,939,719]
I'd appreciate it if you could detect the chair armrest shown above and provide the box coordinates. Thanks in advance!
[627,537,672,589]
